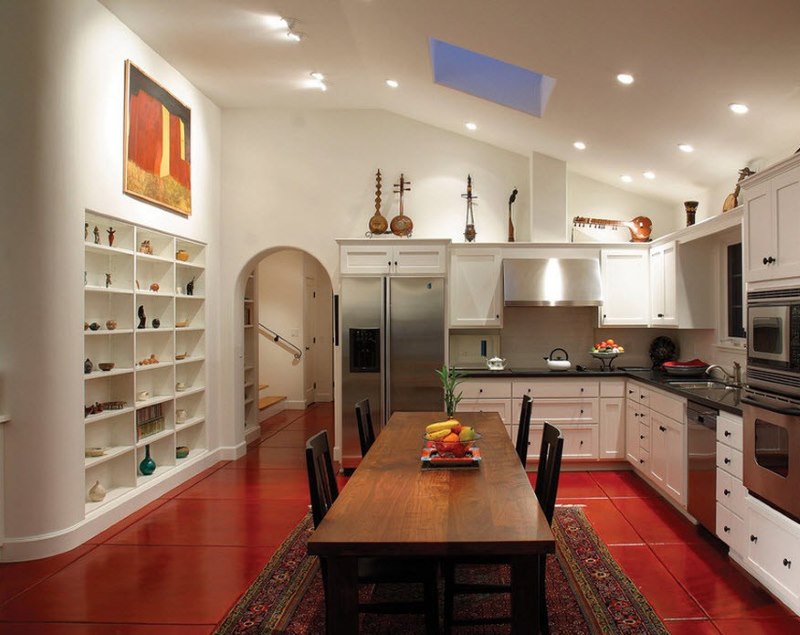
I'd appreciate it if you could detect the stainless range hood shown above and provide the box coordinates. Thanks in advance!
[503,258,603,307]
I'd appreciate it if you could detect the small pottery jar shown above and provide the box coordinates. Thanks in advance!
[176,445,190,459]
[176,408,187,423]
[105,319,117,330]
[84,358,93,374]
[139,445,156,476]
[88,480,107,502]
[137,390,150,401]
[176,382,186,392]
[152,318,161,329]
[150,282,160,292]
[176,249,190,261]
[89,322,100,331]
[684,200,698,227]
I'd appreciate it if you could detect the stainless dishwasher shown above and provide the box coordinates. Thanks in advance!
[687,401,718,533]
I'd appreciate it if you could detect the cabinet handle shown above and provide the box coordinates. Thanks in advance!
[579,440,584,446]
[603,314,607,318]
[580,409,584,414]
[659,425,666,432]
[724,489,731,496]
[495,314,500,319]
[724,525,730,533]
[763,256,776,265]
[750,534,758,543]
[724,457,731,465]
[657,313,664,318]
[724,430,732,437]
[479,388,483,393]
[388,261,392,266]
[628,390,634,394]
[580,387,584,393]
[639,459,644,464]
[394,261,398,266]
[640,394,645,399]
[640,434,645,439]
[763,257,769,265]
[784,558,792,569]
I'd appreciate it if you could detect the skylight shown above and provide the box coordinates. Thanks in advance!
[429,39,556,117]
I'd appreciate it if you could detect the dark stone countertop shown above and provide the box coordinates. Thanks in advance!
[457,367,743,416]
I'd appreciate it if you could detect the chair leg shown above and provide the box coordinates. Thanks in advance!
[539,555,549,635]
[424,564,439,635]
[443,560,455,634]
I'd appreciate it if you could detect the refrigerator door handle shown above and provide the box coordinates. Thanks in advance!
[382,277,389,427]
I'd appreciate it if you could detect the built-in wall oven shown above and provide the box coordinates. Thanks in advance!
[747,287,800,397]
[742,388,800,522]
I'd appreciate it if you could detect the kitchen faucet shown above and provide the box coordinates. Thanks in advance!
[705,361,742,387]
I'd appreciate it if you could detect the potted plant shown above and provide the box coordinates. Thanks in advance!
[435,364,465,419]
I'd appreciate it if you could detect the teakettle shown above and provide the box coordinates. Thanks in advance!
[487,356,507,371]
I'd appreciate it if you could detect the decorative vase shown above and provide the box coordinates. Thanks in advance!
[152,318,161,329]
[684,201,698,227]
[84,358,93,374]
[106,319,117,330]
[139,445,156,476]
[88,480,106,502]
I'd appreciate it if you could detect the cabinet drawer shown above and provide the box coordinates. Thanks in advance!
[716,442,743,479]
[600,380,626,398]
[460,381,511,399]
[458,399,512,424]
[717,413,743,452]
[637,448,650,471]
[716,502,746,556]
[513,379,599,398]
[717,470,747,518]
[638,422,650,448]
[626,382,650,406]
[649,389,685,423]
[531,424,598,460]
[530,398,598,425]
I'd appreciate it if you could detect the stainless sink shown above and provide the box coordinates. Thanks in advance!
[666,380,732,390]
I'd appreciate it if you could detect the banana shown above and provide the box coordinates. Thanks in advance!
[426,428,451,440]
[426,419,458,433]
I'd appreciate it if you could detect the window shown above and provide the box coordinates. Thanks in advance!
[722,241,745,343]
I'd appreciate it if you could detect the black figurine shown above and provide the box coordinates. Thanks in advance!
[137,305,146,329]
[186,277,194,296]
[152,318,161,329]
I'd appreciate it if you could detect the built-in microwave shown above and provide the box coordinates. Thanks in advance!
[747,287,800,397]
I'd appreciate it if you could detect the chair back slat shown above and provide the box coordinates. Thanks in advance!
[515,394,533,467]
[535,422,564,525]
[355,398,376,457]
[306,430,340,528]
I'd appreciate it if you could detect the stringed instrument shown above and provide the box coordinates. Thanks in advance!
[572,215,653,242]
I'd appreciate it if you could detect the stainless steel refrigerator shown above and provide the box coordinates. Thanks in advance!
[341,276,445,467]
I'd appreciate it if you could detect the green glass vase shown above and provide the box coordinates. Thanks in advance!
[139,445,156,476]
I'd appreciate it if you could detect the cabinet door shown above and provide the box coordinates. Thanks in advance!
[649,243,677,326]
[600,249,649,326]
[530,424,598,461]
[649,412,667,490]
[449,249,503,328]
[772,168,800,281]
[625,399,643,466]
[663,415,686,506]
[393,244,447,274]
[529,398,598,425]
[340,244,392,274]
[743,179,773,282]
[599,397,625,459]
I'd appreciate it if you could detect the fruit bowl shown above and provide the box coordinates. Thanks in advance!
[424,432,481,458]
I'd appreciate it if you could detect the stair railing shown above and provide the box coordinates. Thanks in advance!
[258,323,303,360]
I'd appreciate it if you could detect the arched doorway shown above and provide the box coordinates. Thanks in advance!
[238,247,334,442]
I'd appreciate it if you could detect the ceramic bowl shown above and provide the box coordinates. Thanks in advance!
[85,447,106,458]
[175,352,187,360]
[176,382,186,392]
[98,362,115,372]
[137,390,150,401]
[176,445,190,459]
[175,320,188,328]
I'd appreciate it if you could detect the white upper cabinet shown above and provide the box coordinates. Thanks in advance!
[339,240,447,275]
[449,247,503,328]
[600,248,649,326]
[649,242,677,326]
[742,155,800,284]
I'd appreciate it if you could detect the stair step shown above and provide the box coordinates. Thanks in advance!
[259,395,286,409]
[259,383,269,391]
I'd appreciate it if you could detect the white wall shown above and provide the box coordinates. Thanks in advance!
[0,0,221,558]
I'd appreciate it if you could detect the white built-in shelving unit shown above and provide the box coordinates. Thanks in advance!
[243,270,259,439]
[83,210,207,515]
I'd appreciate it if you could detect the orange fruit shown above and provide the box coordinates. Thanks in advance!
[443,433,460,443]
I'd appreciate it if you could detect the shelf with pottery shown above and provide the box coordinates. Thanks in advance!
[135,427,174,449]
[84,445,135,469]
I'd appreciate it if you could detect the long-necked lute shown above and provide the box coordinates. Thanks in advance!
[572,215,652,242]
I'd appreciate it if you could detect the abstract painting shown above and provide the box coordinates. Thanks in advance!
[124,60,191,216]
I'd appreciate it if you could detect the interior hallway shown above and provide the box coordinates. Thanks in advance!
[0,403,798,633]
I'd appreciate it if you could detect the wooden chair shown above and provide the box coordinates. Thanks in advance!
[443,421,564,634]
[305,431,439,633]
[515,394,533,468]
[354,398,376,457]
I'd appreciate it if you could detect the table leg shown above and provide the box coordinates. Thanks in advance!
[510,555,540,634]
[324,556,359,634]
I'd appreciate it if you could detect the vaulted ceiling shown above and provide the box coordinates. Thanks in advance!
[101,0,800,204]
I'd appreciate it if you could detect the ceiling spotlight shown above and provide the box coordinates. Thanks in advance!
[643,171,656,180]
[465,122,477,131]
[620,174,633,183]
[729,103,749,114]
[264,15,290,29]
[385,79,399,88]
[573,141,586,150]
[678,143,694,153]
[310,72,325,81]
[286,30,304,42]
[616,73,634,85]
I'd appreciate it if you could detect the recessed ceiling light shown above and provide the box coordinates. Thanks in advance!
[678,143,694,153]
[616,73,634,85]
[643,171,656,180]
[465,122,477,131]
[573,141,586,150]
[286,31,303,42]
[264,15,290,29]
[729,103,749,114]
[385,79,399,88]
[310,72,324,81]
[620,174,633,183]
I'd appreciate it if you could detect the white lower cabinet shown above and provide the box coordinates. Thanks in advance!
[458,379,512,438]
[715,412,745,557]
[599,396,625,460]
[745,495,800,612]
[531,424,598,460]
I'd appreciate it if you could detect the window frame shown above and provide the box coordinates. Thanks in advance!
[717,235,746,349]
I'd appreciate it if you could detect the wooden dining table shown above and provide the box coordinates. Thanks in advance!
[307,411,555,634]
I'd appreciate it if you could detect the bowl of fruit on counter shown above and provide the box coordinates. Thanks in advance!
[591,339,624,370]
[423,419,481,458]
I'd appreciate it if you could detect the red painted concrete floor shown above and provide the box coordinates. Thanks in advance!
[1,402,798,633]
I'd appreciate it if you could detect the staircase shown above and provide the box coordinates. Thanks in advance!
[258,384,286,417]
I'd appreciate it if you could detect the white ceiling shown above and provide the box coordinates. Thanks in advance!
[101,0,800,205]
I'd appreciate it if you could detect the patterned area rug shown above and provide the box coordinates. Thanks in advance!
[215,506,667,634]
